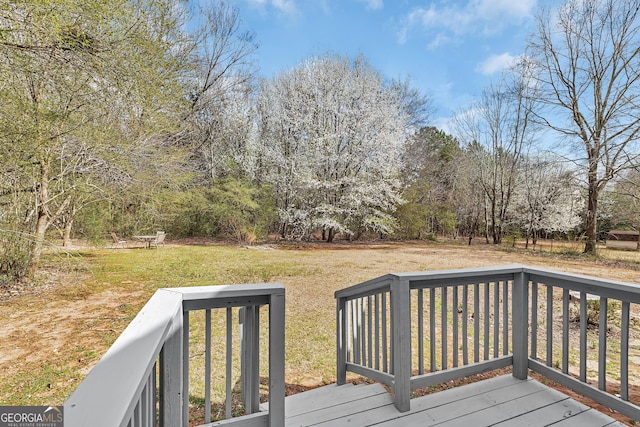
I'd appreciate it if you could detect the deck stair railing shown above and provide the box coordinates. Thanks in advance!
[335,265,640,421]
[64,283,285,427]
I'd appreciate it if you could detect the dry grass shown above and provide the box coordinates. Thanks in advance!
[2,239,640,420]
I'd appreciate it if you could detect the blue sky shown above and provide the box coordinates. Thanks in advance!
[234,0,559,132]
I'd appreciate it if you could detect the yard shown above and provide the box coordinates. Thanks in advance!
[2,239,640,416]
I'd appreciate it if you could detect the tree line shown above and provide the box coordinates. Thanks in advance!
[1,0,640,283]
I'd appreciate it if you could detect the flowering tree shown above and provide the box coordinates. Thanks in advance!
[255,54,408,241]
[514,155,582,247]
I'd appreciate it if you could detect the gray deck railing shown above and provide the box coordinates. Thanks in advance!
[335,265,640,420]
[64,284,285,427]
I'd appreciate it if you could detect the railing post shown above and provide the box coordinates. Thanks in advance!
[182,310,190,427]
[160,307,183,426]
[240,306,260,415]
[512,270,529,380]
[269,291,286,427]
[391,277,411,412]
[336,296,347,385]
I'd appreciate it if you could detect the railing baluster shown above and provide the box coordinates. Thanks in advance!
[359,298,367,366]
[622,301,630,401]
[512,271,528,380]
[546,285,553,367]
[598,297,608,391]
[368,296,373,368]
[390,292,394,374]
[562,289,569,374]
[484,282,490,361]
[225,308,232,419]
[148,366,154,426]
[375,293,380,371]
[580,291,587,382]
[351,299,360,365]
[531,281,538,360]
[463,284,468,365]
[453,286,459,368]
[205,309,211,423]
[350,300,356,365]
[430,287,436,371]
[418,289,424,375]
[134,399,141,427]
[140,374,148,427]
[442,286,448,370]
[473,283,479,363]
[382,292,388,373]
[151,363,156,427]
[503,281,508,356]
[494,281,499,358]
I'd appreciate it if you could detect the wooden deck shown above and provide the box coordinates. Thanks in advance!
[273,375,625,427]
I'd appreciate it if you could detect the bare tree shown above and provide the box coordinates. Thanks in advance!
[387,77,434,130]
[528,0,640,254]
[184,0,258,181]
[455,67,537,244]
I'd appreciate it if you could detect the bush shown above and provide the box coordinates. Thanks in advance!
[0,228,33,284]
[74,202,111,245]
[165,179,277,242]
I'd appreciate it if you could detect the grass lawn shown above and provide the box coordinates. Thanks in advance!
[2,239,640,412]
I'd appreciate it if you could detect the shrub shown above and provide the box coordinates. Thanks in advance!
[0,227,33,284]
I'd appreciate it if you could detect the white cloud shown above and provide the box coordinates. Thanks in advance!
[427,33,453,50]
[474,0,536,22]
[477,52,518,75]
[356,0,384,11]
[397,0,536,46]
[396,26,408,45]
[272,0,297,14]
[244,0,268,6]
[243,0,298,16]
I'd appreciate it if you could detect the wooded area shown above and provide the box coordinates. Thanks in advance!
[2,0,640,283]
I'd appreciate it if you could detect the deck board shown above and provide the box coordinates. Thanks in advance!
[278,375,623,427]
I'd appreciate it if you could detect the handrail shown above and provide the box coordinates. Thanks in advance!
[336,265,640,419]
[64,283,285,427]
[65,289,183,427]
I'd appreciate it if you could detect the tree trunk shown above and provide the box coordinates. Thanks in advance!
[584,174,599,255]
[326,227,336,243]
[491,197,501,244]
[28,160,50,278]
[484,197,490,244]
[63,217,74,247]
